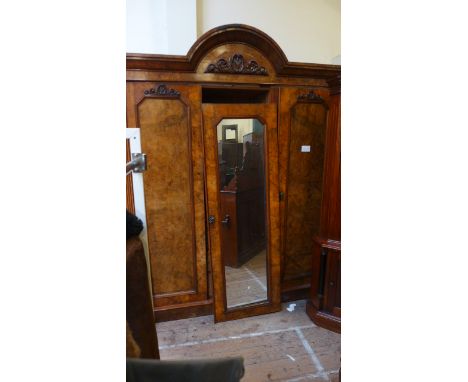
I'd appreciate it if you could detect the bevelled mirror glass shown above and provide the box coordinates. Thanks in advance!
[216,118,268,309]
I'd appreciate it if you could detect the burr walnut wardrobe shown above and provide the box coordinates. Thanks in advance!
[126,24,340,330]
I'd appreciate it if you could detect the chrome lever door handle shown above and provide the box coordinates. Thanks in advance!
[221,214,230,225]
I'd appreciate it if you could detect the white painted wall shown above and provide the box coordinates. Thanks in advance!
[126,0,197,54]
[217,119,254,143]
[127,0,167,54]
[197,0,341,64]
[166,0,197,55]
[127,0,340,64]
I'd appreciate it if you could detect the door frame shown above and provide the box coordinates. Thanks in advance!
[126,128,151,284]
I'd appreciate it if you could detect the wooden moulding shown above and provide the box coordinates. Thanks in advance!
[154,299,213,323]
[326,74,341,96]
[127,24,340,80]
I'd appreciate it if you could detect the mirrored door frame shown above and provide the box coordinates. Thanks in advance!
[202,104,281,323]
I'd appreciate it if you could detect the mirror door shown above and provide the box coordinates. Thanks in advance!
[202,104,281,322]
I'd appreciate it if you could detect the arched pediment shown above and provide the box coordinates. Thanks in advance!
[127,24,340,79]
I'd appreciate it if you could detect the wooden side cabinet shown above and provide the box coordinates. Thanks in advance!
[306,237,341,333]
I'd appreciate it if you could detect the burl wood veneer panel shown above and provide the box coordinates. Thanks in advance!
[283,103,327,280]
[138,98,196,296]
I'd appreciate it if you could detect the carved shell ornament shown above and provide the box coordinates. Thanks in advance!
[144,84,180,97]
[205,54,268,75]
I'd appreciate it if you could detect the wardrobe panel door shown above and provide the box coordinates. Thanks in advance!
[136,84,207,307]
[279,88,329,287]
[202,104,281,323]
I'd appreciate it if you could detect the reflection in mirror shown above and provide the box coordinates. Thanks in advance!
[217,119,267,309]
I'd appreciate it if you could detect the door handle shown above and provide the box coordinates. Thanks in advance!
[126,153,147,175]
[221,214,230,225]
[208,215,216,224]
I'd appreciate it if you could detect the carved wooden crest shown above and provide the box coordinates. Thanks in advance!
[144,84,180,97]
[205,54,268,75]
[297,90,325,103]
